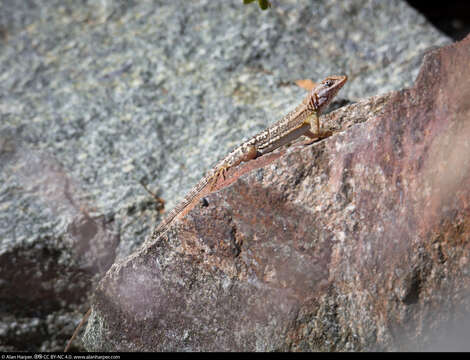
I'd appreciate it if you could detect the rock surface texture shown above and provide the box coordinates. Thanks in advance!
[84,36,470,351]
[0,0,454,352]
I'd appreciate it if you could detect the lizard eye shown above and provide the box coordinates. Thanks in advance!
[324,80,334,87]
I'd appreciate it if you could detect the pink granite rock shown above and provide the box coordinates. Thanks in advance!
[85,35,470,351]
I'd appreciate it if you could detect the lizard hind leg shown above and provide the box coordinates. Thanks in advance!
[209,164,229,191]
[208,145,258,191]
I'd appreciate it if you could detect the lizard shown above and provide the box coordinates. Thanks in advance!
[64,75,347,352]
[151,75,347,241]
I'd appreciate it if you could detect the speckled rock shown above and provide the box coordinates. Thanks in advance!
[83,35,470,351]
[0,0,450,352]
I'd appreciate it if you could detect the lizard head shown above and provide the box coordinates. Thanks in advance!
[309,75,347,112]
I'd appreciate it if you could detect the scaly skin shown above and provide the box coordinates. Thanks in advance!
[152,75,347,240]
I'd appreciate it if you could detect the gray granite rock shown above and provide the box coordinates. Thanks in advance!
[0,0,450,351]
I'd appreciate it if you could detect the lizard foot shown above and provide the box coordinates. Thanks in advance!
[302,129,333,145]
[209,165,229,191]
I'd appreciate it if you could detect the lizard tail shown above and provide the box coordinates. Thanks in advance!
[151,170,214,241]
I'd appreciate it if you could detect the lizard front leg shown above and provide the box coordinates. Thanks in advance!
[303,112,332,143]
